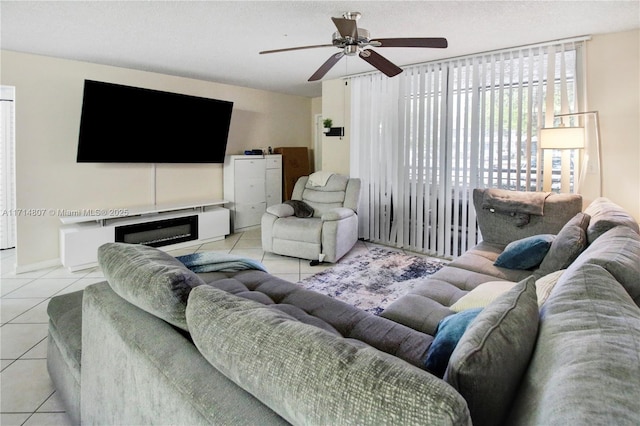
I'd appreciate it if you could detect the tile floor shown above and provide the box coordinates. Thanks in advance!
[0,228,424,425]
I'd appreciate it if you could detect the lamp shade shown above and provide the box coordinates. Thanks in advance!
[539,126,585,149]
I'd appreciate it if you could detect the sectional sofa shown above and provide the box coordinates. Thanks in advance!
[47,191,640,425]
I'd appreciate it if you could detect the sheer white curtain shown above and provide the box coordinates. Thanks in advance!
[350,39,585,258]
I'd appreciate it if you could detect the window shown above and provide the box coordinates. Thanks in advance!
[350,40,585,258]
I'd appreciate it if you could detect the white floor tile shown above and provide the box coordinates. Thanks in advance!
[1,413,31,426]
[23,412,73,426]
[1,299,47,324]
[37,391,66,412]
[228,248,264,261]
[261,258,300,274]
[1,278,35,296]
[239,228,262,240]
[8,300,50,324]
[233,239,263,249]
[197,239,236,252]
[3,279,77,299]
[1,324,48,359]
[55,277,105,296]
[21,339,49,360]
[0,359,54,413]
[270,273,300,283]
[39,267,89,280]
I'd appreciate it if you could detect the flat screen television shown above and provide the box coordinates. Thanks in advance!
[76,80,233,163]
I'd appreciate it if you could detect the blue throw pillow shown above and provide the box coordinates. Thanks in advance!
[494,234,556,270]
[424,308,483,378]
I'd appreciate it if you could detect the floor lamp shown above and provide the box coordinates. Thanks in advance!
[539,111,602,197]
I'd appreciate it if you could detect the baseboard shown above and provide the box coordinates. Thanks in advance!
[14,257,62,274]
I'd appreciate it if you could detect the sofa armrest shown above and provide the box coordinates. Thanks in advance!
[265,204,295,218]
[321,207,355,221]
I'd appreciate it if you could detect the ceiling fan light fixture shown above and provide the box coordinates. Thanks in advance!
[344,45,359,56]
[260,11,448,81]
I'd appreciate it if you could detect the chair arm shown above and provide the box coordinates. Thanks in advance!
[265,204,295,218]
[321,207,355,222]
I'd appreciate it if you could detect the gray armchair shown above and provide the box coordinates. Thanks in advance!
[261,174,361,263]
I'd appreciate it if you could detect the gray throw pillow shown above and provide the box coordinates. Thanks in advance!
[444,276,538,426]
[98,242,206,330]
[536,212,590,277]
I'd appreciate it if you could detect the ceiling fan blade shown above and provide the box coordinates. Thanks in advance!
[359,49,403,78]
[372,38,448,48]
[331,17,358,40]
[308,52,345,81]
[259,44,334,54]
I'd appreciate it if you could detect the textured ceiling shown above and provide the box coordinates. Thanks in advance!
[1,1,639,98]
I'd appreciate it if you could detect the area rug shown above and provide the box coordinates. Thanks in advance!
[296,247,447,315]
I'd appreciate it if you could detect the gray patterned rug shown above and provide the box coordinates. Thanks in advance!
[296,247,447,315]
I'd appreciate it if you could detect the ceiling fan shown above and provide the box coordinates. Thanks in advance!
[259,12,448,81]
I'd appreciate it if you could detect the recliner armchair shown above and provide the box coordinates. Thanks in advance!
[261,173,361,263]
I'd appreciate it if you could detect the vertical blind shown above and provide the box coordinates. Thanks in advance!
[350,39,585,258]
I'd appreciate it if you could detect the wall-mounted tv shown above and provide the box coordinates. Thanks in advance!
[77,80,233,163]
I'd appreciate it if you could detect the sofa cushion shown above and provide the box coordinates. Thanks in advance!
[536,212,590,277]
[508,263,640,425]
[568,226,640,307]
[535,269,565,306]
[424,308,483,378]
[449,280,516,312]
[584,197,640,244]
[494,234,555,270]
[186,285,472,425]
[444,276,538,426]
[446,242,534,282]
[98,242,206,330]
[272,216,322,243]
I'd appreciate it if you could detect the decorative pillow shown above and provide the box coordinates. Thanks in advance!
[535,269,565,306]
[98,242,206,331]
[494,234,555,270]
[444,276,539,426]
[284,199,314,218]
[450,281,517,312]
[536,212,590,276]
[424,308,483,378]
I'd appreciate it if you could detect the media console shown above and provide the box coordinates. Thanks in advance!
[59,200,230,271]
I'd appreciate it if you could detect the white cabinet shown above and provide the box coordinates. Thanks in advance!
[224,155,282,231]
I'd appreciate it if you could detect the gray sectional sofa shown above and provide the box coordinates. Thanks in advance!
[47,191,640,425]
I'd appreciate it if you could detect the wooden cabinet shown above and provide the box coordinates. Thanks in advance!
[224,155,282,231]
[274,147,310,201]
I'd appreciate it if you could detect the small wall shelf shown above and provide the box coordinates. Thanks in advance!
[324,127,344,137]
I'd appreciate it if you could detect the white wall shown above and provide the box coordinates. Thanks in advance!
[320,79,350,174]
[320,29,640,222]
[1,50,312,270]
[583,29,639,219]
